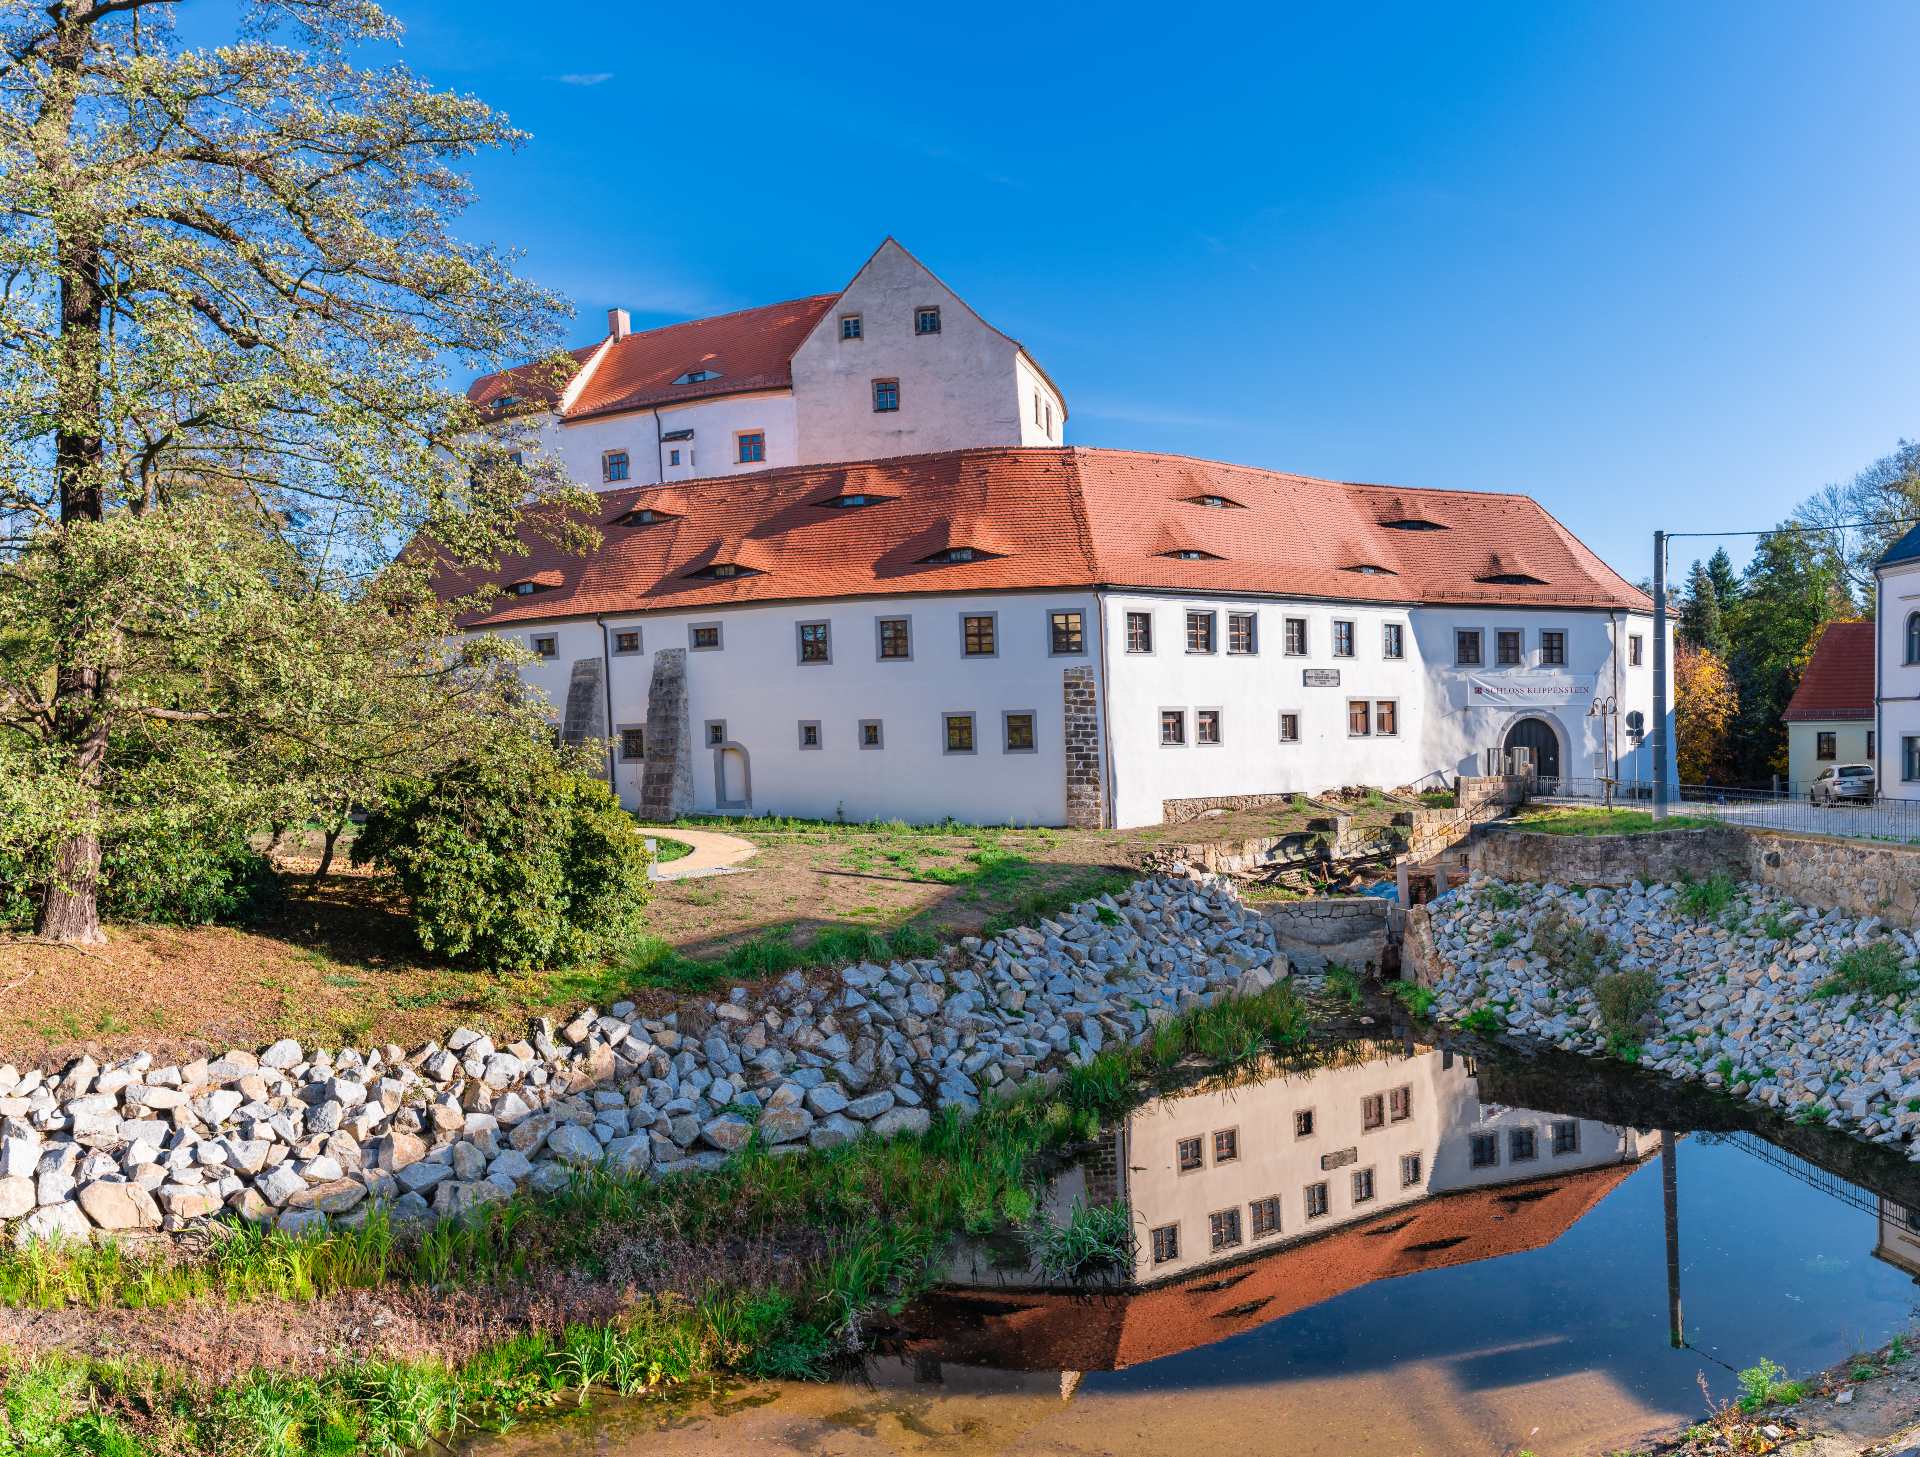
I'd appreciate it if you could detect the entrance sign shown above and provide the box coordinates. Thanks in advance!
[1302,668,1341,687]
[1464,674,1593,706]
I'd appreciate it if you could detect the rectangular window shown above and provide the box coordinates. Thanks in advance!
[1352,1167,1376,1204]
[1228,612,1257,655]
[1375,701,1398,737]
[797,621,831,664]
[1279,711,1301,744]
[1470,1131,1500,1168]
[1400,1152,1423,1187]
[872,378,899,413]
[962,614,996,657]
[1389,1086,1412,1122]
[1869,731,1876,760]
[1629,633,1644,667]
[1383,622,1405,659]
[1509,1127,1538,1162]
[915,306,942,335]
[1213,1128,1239,1164]
[1332,620,1355,658]
[1817,731,1837,761]
[1284,617,1308,656]
[840,314,862,340]
[1348,700,1372,737]
[1361,1093,1385,1130]
[877,617,911,660]
[532,634,558,659]
[1294,1108,1315,1139]
[1126,611,1154,653]
[1496,629,1521,666]
[1196,709,1222,745]
[690,623,722,651]
[736,431,766,464]
[1049,609,1085,655]
[1304,1181,1330,1219]
[1160,709,1187,746]
[1906,737,1920,782]
[705,720,727,748]
[1250,1195,1282,1238]
[619,728,645,761]
[613,629,641,654]
[1186,610,1216,653]
[602,450,630,483]
[1003,711,1036,753]
[943,713,976,754]
[1150,1223,1180,1264]
[798,720,822,750]
[1540,630,1566,666]
[1209,1208,1243,1251]
[669,448,683,467]
[1454,629,1483,666]
[1551,1120,1580,1156]
[1176,1136,1204,1173]
[859,719,884,750]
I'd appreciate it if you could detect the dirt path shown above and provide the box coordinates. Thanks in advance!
[637,826,758,880]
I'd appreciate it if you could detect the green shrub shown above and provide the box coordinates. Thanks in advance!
[1388,980,1436,1018]
[1028,1199,1135,1282]
[1814,941,1914,1001]
[353,741,650,971]
[1535,905,1617,989]
[1595,968,1659,1038]
[1461,1005,1502,1036]
[1675,871,1738,920]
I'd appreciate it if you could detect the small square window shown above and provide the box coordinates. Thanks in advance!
[1348,699,1372,737]
[1003,711,1036,753]
[532,635,558,659]
[1552,1120,1580,1156]
[736,431,766,464]
[1375,700,1398,737]
[859,718,884,750]
[1208,1207,1243,1251]
[1305,1181,1330,1219]
[1049,609,1085,655]
[943,712,976,754]
[1497,630,1522,666]
[797,621,832,665]
[1470,1131,1500,1168]
[798,720,822,750]
[1294,1109,1315,1139]
[705,720,727,748]
[1459,629,1485,667]
[668,448,681,467]
[690,623,722,651]
[877,617,911,660]
[1150,1223,1180,1264]
[1352,1167,1376,1204]
[1196,709,1222,745]
[1816,731,1836,761]
[1540,630,1566,667]
[872,378,899,413]
[1213,1128,1239,1164]
[1250,1196,1282,1238]
[961,614,997,657]
[915,306,942,335]
[1906,736,1920,782]
[1383,623,1405,659]
[1400,1152,1423,1187]
[613,629,641,655]
[1284,617,1308,656]
[1509,1127,1538,1162]
[618,727,646,762]
[1126,611,1153,653]
[1361,1093,1385,1130]
[1388,1086,1411,1122]
[1629,633,1644,667]
[602,450,630,483]
[1332,620,1355,658]
[1279,711,1301,744]
[1160,709,1187,746]
[1228,612,1257,655]
[1186,611,1216,653]
[1176,1137,1204,1173]
[840,314,862,340]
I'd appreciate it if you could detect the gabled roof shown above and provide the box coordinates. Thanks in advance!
[1782,620,1875,722]
[1879,522,1920,571]
[426,446,1654,626]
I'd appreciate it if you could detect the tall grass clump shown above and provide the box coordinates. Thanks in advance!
[1028,1200,1135,1282]
[1814,941,1914,1001]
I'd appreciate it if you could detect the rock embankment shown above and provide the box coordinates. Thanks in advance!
[0,875,1284,1243]
[1425,877,1920,1153]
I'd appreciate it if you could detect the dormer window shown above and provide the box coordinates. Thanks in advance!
[1185,494,1244,509]
[687,561,758,580]
[615,506,679,527]
[1476,572,1549,586]
[1160,549,1223,561]
[511,581,538,596]
[674,368,722,385]
[818,493,891,510]
[920,546,995,565]
[1380,518,1449,531]
[1345,564,1398,576]
[494,394,522,410]
[914,307,942,335]
[507,575,558,597]
[602,450,630,483]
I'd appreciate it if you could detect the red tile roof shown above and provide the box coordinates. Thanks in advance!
[468,295,838,421]
[1783,620,1875,722]
[429,446,1655,626]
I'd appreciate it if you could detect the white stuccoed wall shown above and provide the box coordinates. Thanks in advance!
[521,389,802,491]
[1879,557,1920,798]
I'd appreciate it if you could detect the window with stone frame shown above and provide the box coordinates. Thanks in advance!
[1383,622,1405,659]
[1196,709,1222,745]
[1050,610,1085,655]
[1352,1167,1375,1203]
[878,617,911,660]
[1470,1131,1500,1168]
[943,713,975,753]
[1213,1128,1239,1164]
[1150,1223,1180,1264]
[1458,628,1485,666]
[1250,1195,1282,1238]
[1332,619,1355,657]
[1348,700,1372,737]
[1509,1127,1538,1161]
[1161,709,1187,746]
[1126,611,1153,653]
[1176,1136,1204,1173]
[1400,1152,1423,1187]
[797,621,831,664]
[1284,616,1308,656]
[1551,1120,1580,1155]
[1496,629,1522,665]
[1186,610,1216,653]
[1540,630,1566,666]
[1389,1085,1412,1121]
[1361,1093,1385,1130]
[618,728,645,762]
[1305,1181,1330,1218]
[1228,612,1257,654]
[1209,1207,1243,1250]
[962,614,996,657]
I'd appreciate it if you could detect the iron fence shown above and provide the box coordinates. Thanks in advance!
[1527,775,1920,846]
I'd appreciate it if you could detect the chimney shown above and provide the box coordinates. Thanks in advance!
[607,307,631,340]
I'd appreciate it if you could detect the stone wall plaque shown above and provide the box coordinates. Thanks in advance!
[1321,1146,1358,1171]
[1303,668,1342,687]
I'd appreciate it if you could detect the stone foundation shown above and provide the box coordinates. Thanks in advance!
[639,649,692,822]
[1258,896,1400,972]
[1062,665,1105,829]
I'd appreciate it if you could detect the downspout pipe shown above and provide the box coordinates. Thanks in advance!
[1094,589,1119,829]
[652,407,665,483]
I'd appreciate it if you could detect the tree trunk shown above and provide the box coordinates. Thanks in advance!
[313,820,346,883]
[38,827,104,945]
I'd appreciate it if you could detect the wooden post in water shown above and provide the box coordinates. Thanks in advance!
[1661,1131,1682,1347]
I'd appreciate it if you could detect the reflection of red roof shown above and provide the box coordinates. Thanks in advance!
[431,448,1654,626]
[1783,621,1875,722]
[895,1161,1641,1372]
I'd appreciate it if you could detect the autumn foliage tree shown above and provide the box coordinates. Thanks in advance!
[1674,643,1738,785]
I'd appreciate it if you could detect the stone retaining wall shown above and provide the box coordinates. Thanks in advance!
[1258,896,1400,972]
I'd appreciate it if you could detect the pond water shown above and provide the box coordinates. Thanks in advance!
[463,1036,1920,1457]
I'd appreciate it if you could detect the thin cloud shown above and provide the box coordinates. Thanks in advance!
[553,72,614,86]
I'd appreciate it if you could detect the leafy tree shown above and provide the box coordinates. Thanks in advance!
[1722,526,1853,783]
[1793,439,1920,603]
[1674,643,1738,784]
[1678,558,1728,656]
[351,738,652,972]
[0,0,585,942]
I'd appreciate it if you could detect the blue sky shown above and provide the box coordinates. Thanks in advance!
[363,2,1920,580]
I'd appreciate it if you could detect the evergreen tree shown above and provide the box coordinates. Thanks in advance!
[1706,548,1740,619]
[1722,527,1852,784]
[1678,558,1728,656]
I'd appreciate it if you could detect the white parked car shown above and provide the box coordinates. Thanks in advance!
[1809,763,1875,805]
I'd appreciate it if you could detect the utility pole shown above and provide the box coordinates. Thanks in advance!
[1661,1132,1682,1347]
[1652,530,1669,819]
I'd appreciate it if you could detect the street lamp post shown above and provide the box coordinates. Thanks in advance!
[1587,694,1618,808]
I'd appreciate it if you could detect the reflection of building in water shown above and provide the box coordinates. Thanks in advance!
[1873,1198,1920,1279]
[1071,1044,1656,1282]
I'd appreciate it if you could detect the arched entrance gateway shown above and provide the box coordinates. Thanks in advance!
[1503,716,1561,781]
